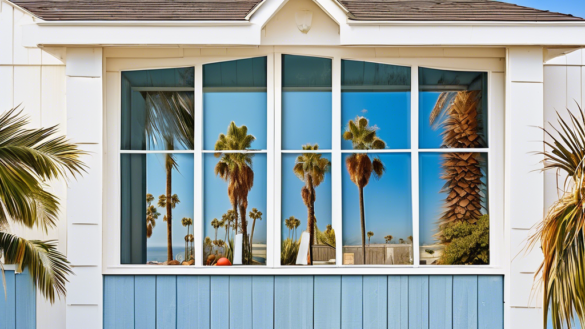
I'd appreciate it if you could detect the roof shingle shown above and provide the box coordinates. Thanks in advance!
[8,0,264,21]
[338,0,584,21]
[8,0,584,22]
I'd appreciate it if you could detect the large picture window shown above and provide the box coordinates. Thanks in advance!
[113,54,497,271]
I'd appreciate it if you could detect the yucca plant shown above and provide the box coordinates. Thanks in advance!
[527,105,585,329]
[0,106,86,303]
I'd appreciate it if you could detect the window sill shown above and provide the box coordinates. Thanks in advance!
[103,265,506,276]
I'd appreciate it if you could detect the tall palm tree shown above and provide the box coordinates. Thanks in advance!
[144,91,194,263]
[385,235,393,244]
[285,217,294,240]
[158,193,180,261]
[181,217,193,260]
[293,218,301,241]
[367,231,374,245]
[0,107,86,303]
[343,116,386,264]
[293,144,331,265]
[146,193,160,238]
[430,91,485,243]
[248,208,263,255]
[211,218,220,242]
[214,121,255,264]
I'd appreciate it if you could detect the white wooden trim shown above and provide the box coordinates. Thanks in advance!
[103,48,506,275]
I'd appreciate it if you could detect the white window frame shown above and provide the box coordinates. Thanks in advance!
[103,47,505,275]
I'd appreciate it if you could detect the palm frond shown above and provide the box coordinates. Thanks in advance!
[528,105,585,329]
[0,232,71,303]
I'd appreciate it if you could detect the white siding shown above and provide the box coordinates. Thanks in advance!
[0,3,67,328]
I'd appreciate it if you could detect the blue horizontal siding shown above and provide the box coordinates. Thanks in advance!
[0,270,36,329]
[104,275,503,329]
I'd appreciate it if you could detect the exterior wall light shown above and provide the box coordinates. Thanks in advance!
[295,10,313,34]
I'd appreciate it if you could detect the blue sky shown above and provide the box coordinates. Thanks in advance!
[204,92,267,150]
[502,0,585,19]
[342,92,410,150]
[146,154,194,250]
[204,153,267,245]
[342,153,413,245]
[283,91,332,150]
[281,153,332,241]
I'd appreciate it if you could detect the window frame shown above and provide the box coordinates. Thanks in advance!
[104,48,505,275]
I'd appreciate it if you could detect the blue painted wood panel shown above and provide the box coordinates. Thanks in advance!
[0,270,35,329]
[314,276,341,329]
[252,276,274,329]
[100,275,505,329]
[134,276,156,329]
[388,276,408,329]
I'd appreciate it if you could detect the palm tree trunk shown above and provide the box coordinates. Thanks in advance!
[307,176,316,265]
[239,204,249,264]
[359,186,366,265]
[250,218,257,257]
[166,159,173,262]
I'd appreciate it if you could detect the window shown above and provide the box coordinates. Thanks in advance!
[120,67,195,265]
[111,52,498,272]
[202,58,268,266]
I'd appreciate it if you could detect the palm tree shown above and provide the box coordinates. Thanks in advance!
[214,121,255,264]
[144,91,194,263]
[158,193,180,261]
[524,106,585,329]
[430,91,485,242]
[384,235,393,244]
[407,236,413,244]
[367,231,374,245]
[293,144,331,265]
[343,116,386,264]
[211,218,220,242]
[248,208,263,255]
[0,107,86,303]
[146,193,160,238]
[293,218,301,241]
[285,217,294,240]
[181,217,193,260]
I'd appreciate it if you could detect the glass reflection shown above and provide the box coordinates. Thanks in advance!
[419,152,488,265]
[281,150,333,265]
[282,55,332,150]
[419,68,488,149]
[203,57,267,150]
[121,153,194,265]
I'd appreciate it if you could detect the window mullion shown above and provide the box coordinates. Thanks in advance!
[266,53,276,268]
[194,64,204,267]
[331,56,342,266]
[274,53,283,267]
[411,65,420,268]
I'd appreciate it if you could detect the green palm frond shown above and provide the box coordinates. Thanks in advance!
[0,107,87,231]
[528,105,585,329]
[0,232,71,303]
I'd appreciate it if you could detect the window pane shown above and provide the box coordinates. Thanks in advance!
[419,68,488,149]
[204,153,267,266]
[121,153,194,265]
[121,67,194,151]
[203,57,267,150]
[342,153,413,265]
[281,152,333,265]
[419,152,489,265]
[341,60,411,149]
[282,55,332,150]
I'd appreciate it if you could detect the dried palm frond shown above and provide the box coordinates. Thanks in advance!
[527,105,585,329]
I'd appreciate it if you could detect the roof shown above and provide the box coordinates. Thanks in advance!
[7,0,584,22]
[7,0,265,21]
[338,0,584,21]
